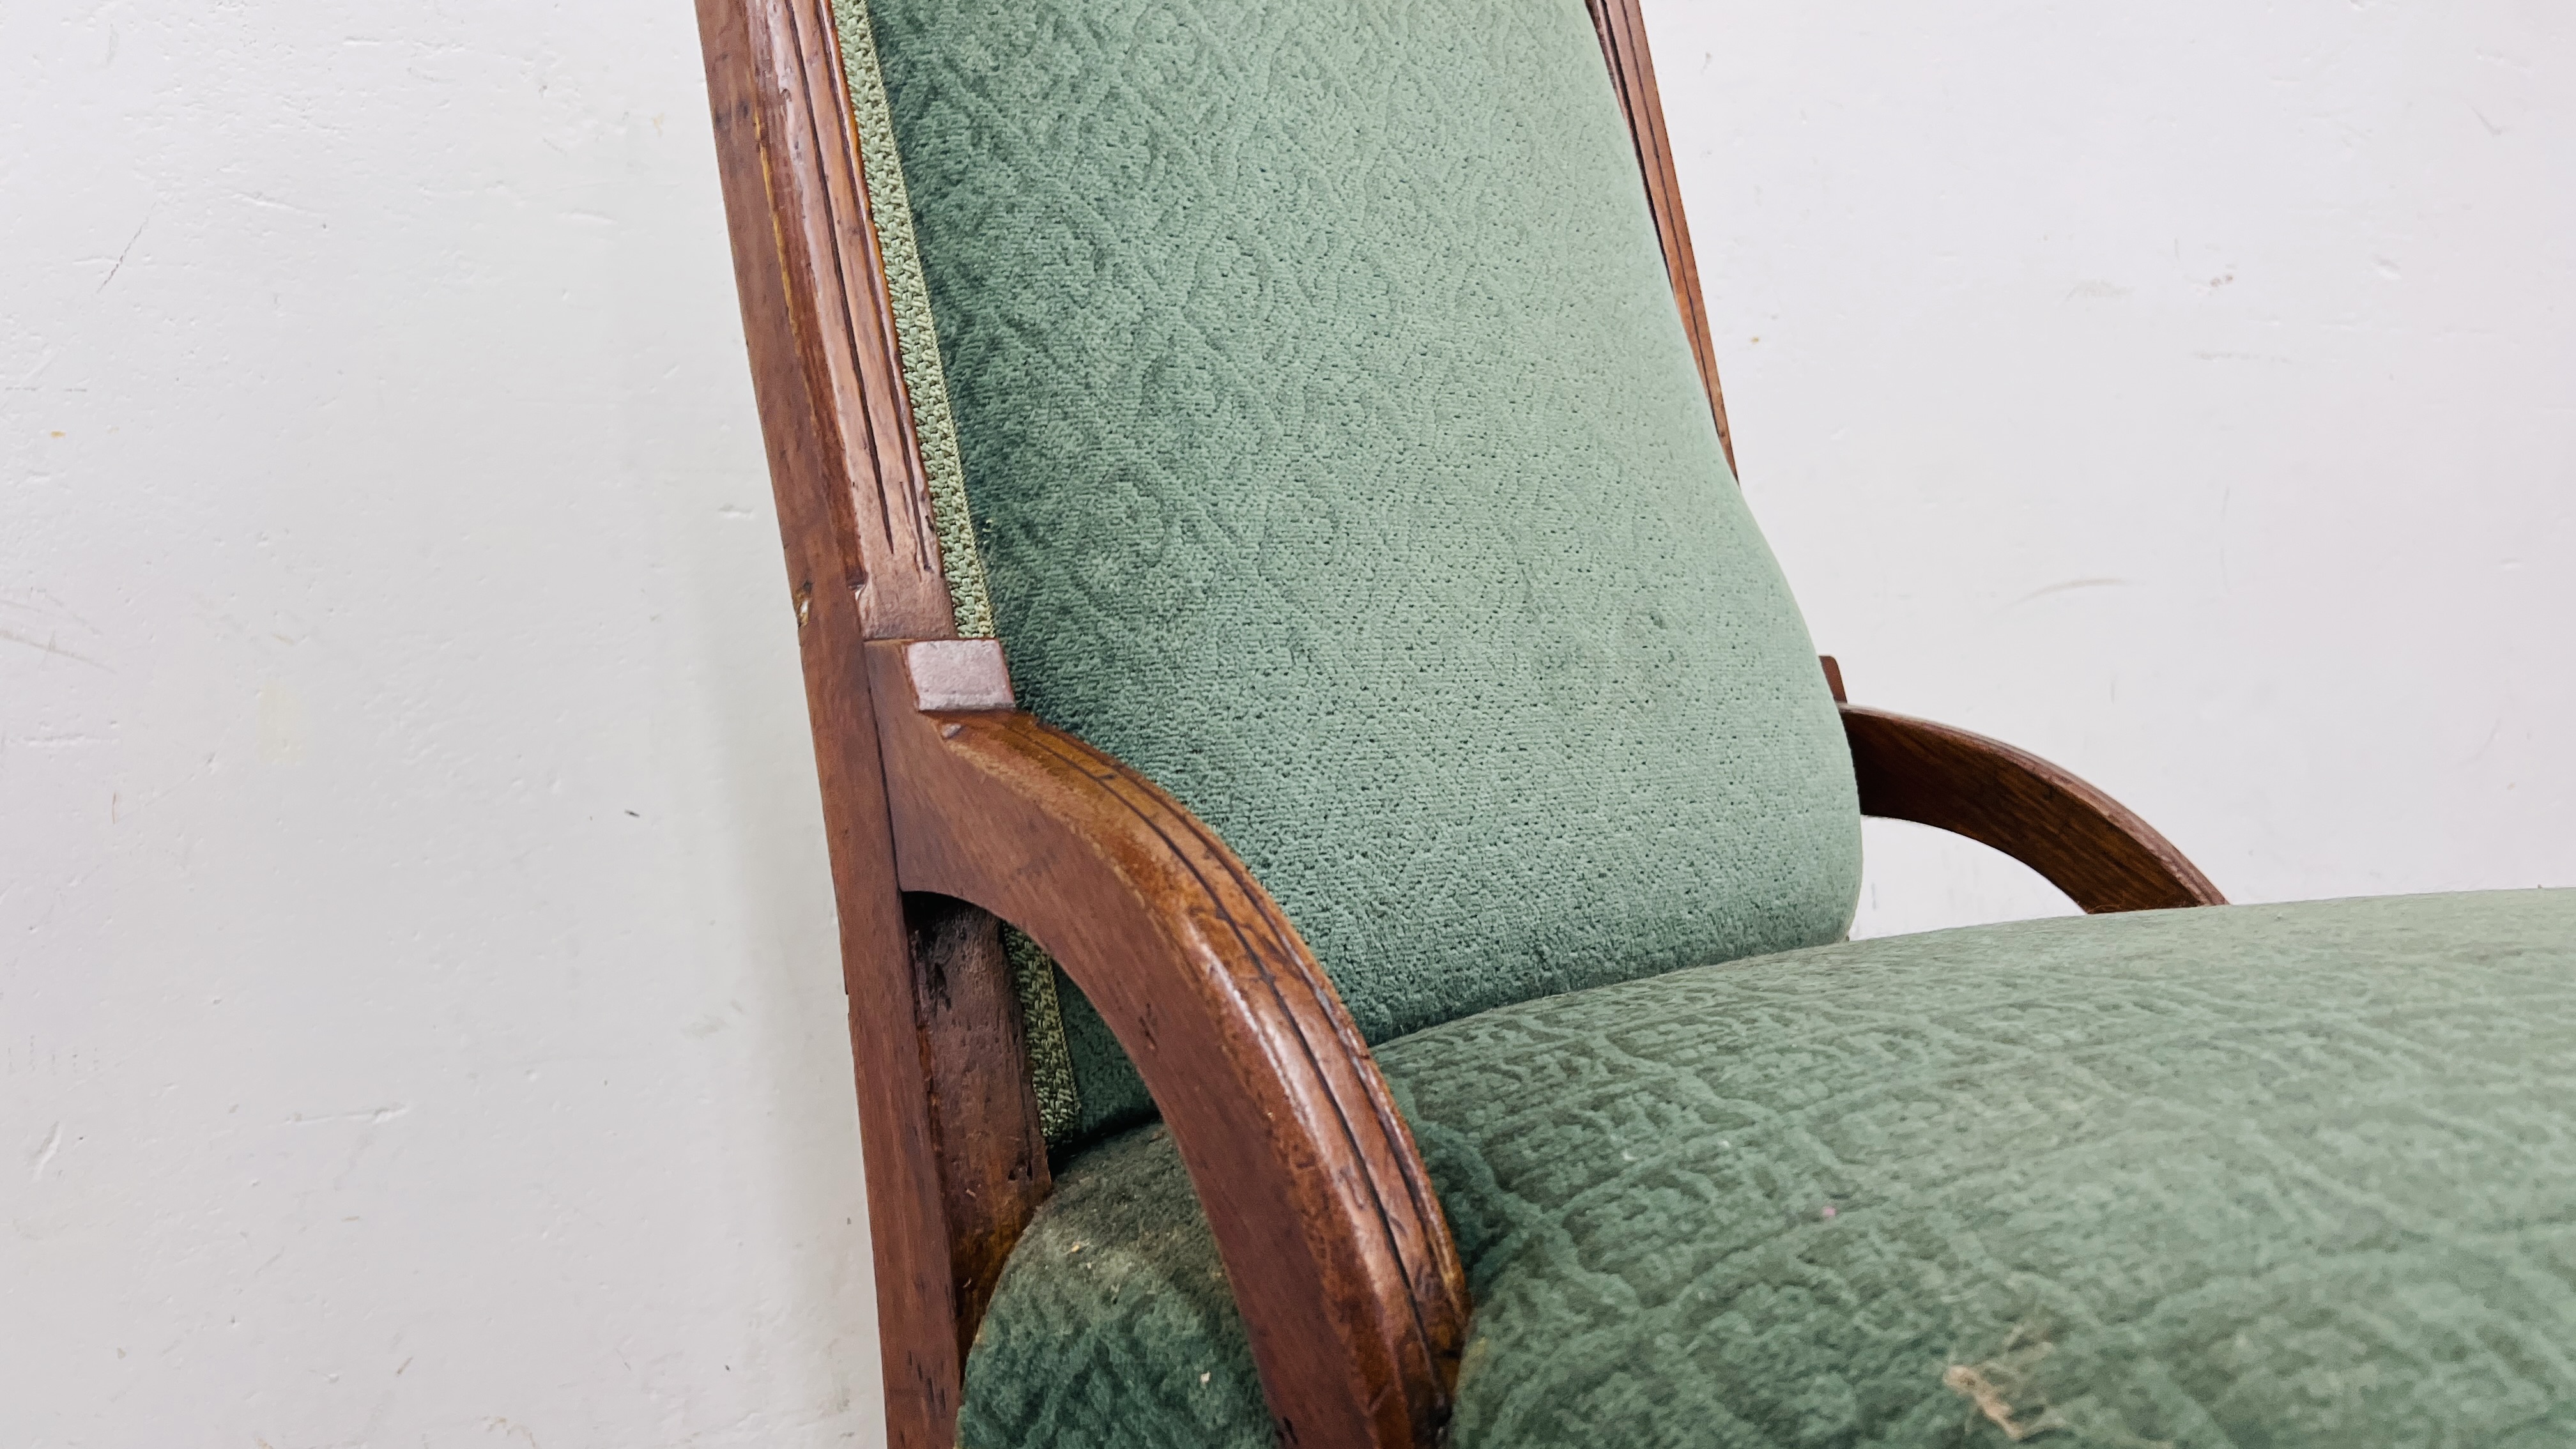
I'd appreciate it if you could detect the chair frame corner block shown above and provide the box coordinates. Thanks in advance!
[689,2,2225,1445]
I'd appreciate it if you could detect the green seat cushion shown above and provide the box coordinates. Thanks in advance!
[858,0,1862,1145]
[960,889,2576,1447]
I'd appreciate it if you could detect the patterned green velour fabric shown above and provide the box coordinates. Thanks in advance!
[862,0,1862,1148]
[958,889,2576,1448]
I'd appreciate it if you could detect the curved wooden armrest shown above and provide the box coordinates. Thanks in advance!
[1841,703,2225,912]
[865,640,1468,1449]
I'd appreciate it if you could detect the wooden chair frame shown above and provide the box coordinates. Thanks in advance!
[690,3,2227,1445]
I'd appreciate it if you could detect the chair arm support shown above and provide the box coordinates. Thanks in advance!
[1842,705,2226,912]
[864,640,1468,1449]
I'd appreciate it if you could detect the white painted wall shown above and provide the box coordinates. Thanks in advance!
[3,3,875,1443]
[1652,1,2576,936]
[4,1,2570,1441]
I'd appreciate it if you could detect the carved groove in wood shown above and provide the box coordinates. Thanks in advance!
[871,641,1468,1449]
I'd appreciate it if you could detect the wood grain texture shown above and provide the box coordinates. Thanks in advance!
[694,4,1045,1445]
[697,0,954,643]
[870,640,1471,1449]
[1585,0,1737,473]
[1844,705,2227,913]
[903,892,1054,1369]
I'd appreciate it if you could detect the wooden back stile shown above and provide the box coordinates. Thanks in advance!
[1586,0,1738,471]
[694,1,1048,1443]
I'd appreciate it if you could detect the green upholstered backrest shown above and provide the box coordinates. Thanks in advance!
[841,0,1864,1145]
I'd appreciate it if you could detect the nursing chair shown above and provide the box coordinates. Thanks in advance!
[690,1,2576,1443]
